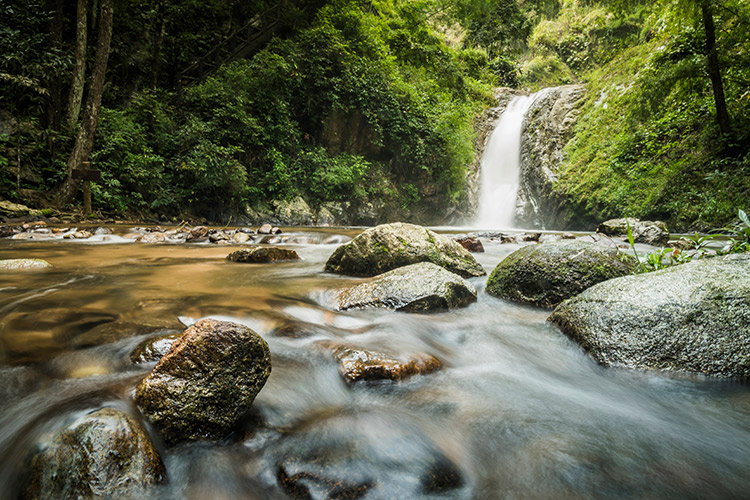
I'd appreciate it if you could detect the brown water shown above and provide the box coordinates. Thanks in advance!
[1,228,749,499]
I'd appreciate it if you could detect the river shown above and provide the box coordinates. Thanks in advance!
[1,227,749,499]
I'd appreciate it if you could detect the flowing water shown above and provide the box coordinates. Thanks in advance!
[1,229,749,499]
[475,94,539,230]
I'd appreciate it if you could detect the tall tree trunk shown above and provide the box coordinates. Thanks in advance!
[151,1,165,89]
[66,0,89,128]
[701,0,731,135]
[44,0,64,143]
[57,0,114,207]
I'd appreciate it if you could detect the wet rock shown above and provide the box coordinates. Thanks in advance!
[320,342,441,383]
[93,227,112,235]
[521,232,541,242]
[0,258,52,270]
[233,232,251,243]
[2,308,119,363]
[0,225,17,237]
[63,230,93,239]
[186,226,209,241]
[140,232,166,243]
[498,234,518,244]
[486,239,635,308]
[561,232,577,239]
[334,262,477,312]
[23,221,47,230]
[455,236,484,253]
[130,331,182,363]
[0,366,46,404]
[135,319,272,445]
[209,230,230,243]
[258,224,273,234]
[516,85,586,229]
[227,247,300,263]
[550,253,750,378]
[596,218,669,246]
[271,227,282,234]
[263,410,469,500]
[325,222,485,278]
[22,408,166,500]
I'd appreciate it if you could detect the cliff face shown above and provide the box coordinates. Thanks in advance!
[516,85,585,229]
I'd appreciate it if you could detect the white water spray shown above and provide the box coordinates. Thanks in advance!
[475,93,540,229]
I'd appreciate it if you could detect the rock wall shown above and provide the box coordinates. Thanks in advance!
[516,85,585,229]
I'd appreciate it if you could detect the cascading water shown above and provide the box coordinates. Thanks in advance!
[475,92,540,229]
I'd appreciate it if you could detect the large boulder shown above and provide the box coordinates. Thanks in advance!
[549,253,750,378]
[333,262,477,312]
[486,239,635,308]
[22,408,166,500]
[272,196,315,226]
[596,217,669,246]
[324,222,485,278]
[226,247,300,263]
[135,319,271,445]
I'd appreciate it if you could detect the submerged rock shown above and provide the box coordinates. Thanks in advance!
[325,222,485,278]
[334,262,477,312]
[263,410,469,500]
[0,258,52,270]
[550,253,750,378]
[135,319,271,445]
[186,225,209,241]
[22,408,166,500]
[596,218,669,246]
[130,331,182,364]
[455,236,484,253]
[486,239,635,308]
[226,247,300,263]
[320,342,441,383]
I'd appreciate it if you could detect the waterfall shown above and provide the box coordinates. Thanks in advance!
[474,93,539,229]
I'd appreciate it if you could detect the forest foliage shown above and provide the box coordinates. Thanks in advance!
[1,0,749,229]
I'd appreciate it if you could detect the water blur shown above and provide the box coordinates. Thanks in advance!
[1,228,749,499]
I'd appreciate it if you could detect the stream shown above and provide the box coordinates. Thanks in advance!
[1,227,749,499]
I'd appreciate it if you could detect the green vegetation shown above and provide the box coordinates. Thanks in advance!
[521,0,750,231]
[1,0,748,227]
[627,209,750,273]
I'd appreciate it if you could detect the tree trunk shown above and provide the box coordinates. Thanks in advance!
[151,1,165,89]
[44,0,64,141]
[57,0,114,207]
[701,0,731,135]
[66,0,89,128]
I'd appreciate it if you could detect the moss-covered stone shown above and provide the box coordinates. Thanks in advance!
[486,239,635,308]
[550,253,750,378]
[334,262,477,312]
[22,408,165,500]
[135,319,271,445]
[226,246,300,263]
[324,222,485,278]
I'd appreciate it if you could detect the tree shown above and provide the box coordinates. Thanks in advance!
[57,0,114,206]
[699,0,731,135]
[66,0,88,128]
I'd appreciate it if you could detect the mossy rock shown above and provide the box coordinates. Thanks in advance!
[334,262,477,312]
[227,247,300,263]
[22,408,166,500]
[486,240,635,308]
[135,319,271,445]
[324,222,485,278]
[550,253,750,378]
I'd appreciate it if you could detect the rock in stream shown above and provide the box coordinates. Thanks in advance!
[135,319,271,445]
[325,222,485,278]
[550,253,750,378]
